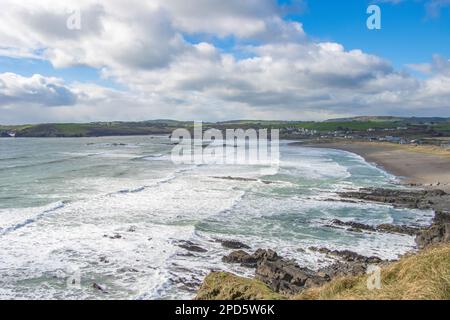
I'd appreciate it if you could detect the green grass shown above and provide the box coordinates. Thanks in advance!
[0,125,33,131]
[211,120,401,132]
[293,121,399,131]
[196,244,450,300]
[196,272,285,300]
[2,119,450,137]
[297,244,450,300]
[4,122,180,137]
[433,124,450,135]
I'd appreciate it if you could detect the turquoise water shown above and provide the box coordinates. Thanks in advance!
[0,137,434,299]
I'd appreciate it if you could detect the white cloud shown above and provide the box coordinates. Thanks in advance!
[0,0,449,124]
[0,73,77,107]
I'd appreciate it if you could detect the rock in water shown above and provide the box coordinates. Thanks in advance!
[177,241,208,253]
[309,247,383,264]
[216,239,251,250]
[93,283,108,293]
[222,250,258,268]
[330,219,422,236]
[338,188,449,212]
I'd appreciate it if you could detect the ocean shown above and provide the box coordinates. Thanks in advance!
[0,136,434,299]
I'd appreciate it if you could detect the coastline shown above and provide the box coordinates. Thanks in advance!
[196,141,450,300]
[300,141,450,193]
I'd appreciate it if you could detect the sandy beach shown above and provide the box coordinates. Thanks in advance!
[303,141,450,193]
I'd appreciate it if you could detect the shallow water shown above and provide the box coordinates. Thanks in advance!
[0,136,434,299]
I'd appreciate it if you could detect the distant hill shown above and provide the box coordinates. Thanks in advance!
[0,121,185,138]
[326,116,450,124]
[1,117,450,137]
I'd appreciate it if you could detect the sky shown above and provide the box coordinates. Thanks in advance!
[0,0,450,124]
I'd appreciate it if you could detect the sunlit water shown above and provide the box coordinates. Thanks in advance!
[0,136,434,299]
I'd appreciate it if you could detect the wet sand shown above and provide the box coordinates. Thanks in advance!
[303,141,450,193]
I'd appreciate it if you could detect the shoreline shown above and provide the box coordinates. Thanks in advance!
[299,141,450,193]
[196,141,450,300]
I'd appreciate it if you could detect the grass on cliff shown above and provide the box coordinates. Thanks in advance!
[197,244,450,300]
[196,272,285,300]
[297,244,450,300]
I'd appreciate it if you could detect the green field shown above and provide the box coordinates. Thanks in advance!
[1,117,450,137]
[433,124,450,134]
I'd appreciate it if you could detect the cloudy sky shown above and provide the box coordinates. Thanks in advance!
[0,0,450,124]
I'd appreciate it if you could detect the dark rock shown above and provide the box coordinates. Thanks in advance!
[416,222,450,249]
[309,247,382,264]
[104,233,122,239]
[93,283,108,293]
[216,239,250,250]
[222,250,258,268]
[222,248,371,295]
[338,188,449,212]
[336,188,450,248]
[415,211,450,248]
[434,211,450,224]
[348,228,363,233]
[221,246,387,295]
[254,251,329,295]
[117,267,139,273]
[177,241,208,253]
[318,261,367,279]
[254,249,279,261]
[330,219,422,236]
[330,219,376,232]
[377,224,421,236]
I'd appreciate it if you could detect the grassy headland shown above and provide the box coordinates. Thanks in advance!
[1,117,450,141]
[0,121,193,137]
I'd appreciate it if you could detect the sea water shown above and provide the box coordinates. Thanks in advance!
[0,136,434,299]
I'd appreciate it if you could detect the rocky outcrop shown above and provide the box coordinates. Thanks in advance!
[177,240,208,253]
[378,223,422,236]
[416,212,450,248]
[221,248,382,295]
[197,187,449,299]
[222,250,259,268]
[338,188,450,247]
[330,219,422,236]
[309,247,383,264]
[198,244,450,300]
[254,252,330,295]
[338,188,449,212]
[216,239,251,250]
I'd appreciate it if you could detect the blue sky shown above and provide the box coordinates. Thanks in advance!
[296,0,450,69]
[0,0,450,123]
[3,1,450,85]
